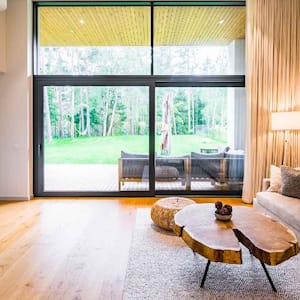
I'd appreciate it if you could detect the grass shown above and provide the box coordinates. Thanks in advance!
[45,135,226,164]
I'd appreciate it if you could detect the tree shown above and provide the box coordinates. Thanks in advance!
[70,87,75,139]
[86,87,91,136]
[57,87,64,138]
[44,87,53,142]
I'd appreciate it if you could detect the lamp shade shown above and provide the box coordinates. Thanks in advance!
[0,0,6,11]
[271,111,300,130]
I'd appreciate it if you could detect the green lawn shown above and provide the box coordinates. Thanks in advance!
[45,135,226,164]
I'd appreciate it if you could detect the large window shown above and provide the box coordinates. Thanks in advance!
[34,1,246,197]
[38,6,151,75]
[154,6,245,75]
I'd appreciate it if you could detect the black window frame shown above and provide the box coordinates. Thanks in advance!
[33,1,246,197]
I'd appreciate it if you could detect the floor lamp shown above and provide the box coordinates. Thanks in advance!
[271,111,300,165]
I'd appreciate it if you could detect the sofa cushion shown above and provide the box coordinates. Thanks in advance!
[256,191,300,232]
[280,166,300,198]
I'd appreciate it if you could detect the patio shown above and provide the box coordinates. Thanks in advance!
[44,164,242,192]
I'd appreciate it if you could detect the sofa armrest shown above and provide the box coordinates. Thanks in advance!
[262,178,270,191]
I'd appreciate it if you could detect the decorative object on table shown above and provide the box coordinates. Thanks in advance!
[271,111,300,165]
[214,201,232,221]
[151,197,195,231]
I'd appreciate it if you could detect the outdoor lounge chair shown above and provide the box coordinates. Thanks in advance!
[190,152,226,185]
[118,151,190,190]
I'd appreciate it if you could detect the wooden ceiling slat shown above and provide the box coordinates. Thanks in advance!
[154,7,245,45]
[39,6,245,47]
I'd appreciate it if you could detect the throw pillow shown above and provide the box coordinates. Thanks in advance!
[267,164,300,192]
[267,165,282,192]
[280,166,300,199]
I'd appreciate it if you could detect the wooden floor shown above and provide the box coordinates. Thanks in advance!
[0,197,249,300]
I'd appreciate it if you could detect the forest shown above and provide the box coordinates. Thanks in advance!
[41,46,230,145]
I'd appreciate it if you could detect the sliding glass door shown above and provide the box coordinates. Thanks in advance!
[34,80,154,196]
[155,87,245,193]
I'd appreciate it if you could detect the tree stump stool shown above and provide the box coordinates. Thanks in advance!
[151,197,196,231]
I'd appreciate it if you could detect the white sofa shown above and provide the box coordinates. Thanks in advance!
[254,178,300,243]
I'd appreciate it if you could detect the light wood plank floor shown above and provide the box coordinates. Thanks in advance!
[0,198,249,300]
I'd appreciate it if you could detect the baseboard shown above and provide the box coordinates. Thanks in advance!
[0,197,30,201]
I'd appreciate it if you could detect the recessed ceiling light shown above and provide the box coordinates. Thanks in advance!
[79,19,85,25]
[218,20,224,24]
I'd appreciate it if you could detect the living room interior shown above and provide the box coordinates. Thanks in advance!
[0,0,300,299]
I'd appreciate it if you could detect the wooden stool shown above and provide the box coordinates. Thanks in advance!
[151,197,195,231]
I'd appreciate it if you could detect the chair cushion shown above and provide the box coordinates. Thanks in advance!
[121,151,148,159]
[191,151,224,159]
[155,166,179,179]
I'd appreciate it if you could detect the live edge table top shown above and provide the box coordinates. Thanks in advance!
[174,204,299,266]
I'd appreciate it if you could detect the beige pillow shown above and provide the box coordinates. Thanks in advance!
[267,164,300,192]
[267,165,282,192]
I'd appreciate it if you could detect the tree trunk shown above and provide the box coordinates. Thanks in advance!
[86,87,91,136]
[191,94,195,133]
[70,48,77,139]
[102,90,109,137]
[57,87,64,138]
[70,87,75,138]
[44,87,53,142]
[221,98,225,128]
[107,93,118,136]
[130,97,135,135]
[80,88,85,136]
[212,100,217,128]
[172,111,177,135]
[186,89,191,133]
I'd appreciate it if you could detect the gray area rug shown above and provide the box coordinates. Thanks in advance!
[123,209,300,300]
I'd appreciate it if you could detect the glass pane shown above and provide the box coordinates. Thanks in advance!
[43,86,149,192]
[38,6,151,75]
[155,87,245,192]
[154,6,246,75]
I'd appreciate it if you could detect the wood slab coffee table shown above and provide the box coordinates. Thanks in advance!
[174,204,299,292]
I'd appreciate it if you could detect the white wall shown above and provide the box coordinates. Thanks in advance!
[0,0,32,200]
[0,11,6,72]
